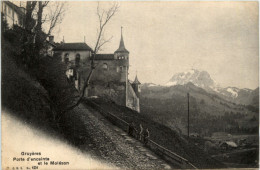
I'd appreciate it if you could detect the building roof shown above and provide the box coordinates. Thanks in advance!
[54,43,93,52]
[92,54,114,60]
[133,75,141,84]
[115,27,129,53]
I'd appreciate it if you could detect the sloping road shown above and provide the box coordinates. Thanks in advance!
[74,104,172,169]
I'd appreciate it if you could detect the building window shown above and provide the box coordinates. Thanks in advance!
[120,66,123,72]
[64,53,69,64]
[75,54,80,66]
[102,63,108,70]
[118,56,125,60]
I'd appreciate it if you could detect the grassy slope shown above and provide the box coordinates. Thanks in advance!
[142,83,255,116]
[86,98,226,169]
[140,83,259,134]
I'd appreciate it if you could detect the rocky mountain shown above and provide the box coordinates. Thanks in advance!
[164,69,258,106]
[214,87,258,106]
[165,69,216,90]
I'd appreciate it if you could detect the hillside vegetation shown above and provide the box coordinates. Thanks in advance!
[2,33,54,130]
[141,83,259,135]
[1,27,86,143]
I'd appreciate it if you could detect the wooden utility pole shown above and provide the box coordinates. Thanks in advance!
[187,93,190,138]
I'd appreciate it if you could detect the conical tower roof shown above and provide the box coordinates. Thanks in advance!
[115,27,129,53]
[133,75,141,84]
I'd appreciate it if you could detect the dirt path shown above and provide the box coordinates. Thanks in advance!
[74,104,172,169]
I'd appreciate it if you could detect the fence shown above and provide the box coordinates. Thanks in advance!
[85,99,197,169]
[147,139,197,169]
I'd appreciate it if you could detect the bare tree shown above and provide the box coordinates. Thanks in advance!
[35,1,67,56]
[25,1,37,32]
[65,2,119,112]
[35,1,49,57]
[45,2,66,35]
[22,1,66,63]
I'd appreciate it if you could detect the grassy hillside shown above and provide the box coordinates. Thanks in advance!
[86,98,226,169]
[1,29,85,144]
[140,83,258,135]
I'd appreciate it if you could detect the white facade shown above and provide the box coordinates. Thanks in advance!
[1,1,25,28]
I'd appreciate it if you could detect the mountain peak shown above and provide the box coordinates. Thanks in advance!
[165,69,215,89]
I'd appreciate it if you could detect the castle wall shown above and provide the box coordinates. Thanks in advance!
[78,57,140,112]
[80,58,128,82]
[88,84,126,106]
[126,82,140,112]
[80,58,128,106]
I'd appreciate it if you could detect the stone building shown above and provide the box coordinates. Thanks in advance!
[54,29,141,112]
[54,42,93,90]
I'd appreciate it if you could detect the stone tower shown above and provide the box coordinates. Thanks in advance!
[132,75,141,98]
[114,27,129,83]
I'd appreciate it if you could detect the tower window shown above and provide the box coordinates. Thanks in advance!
[102,63,108,70]
[120,66,123,72]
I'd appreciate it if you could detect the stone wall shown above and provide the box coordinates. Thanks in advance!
[88,83,126,106]
[79,57,128,106]
[126,82,140,112]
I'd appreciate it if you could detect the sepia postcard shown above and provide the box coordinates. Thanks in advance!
[1,1,259,169]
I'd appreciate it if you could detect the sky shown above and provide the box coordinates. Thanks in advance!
[17,1,259,89]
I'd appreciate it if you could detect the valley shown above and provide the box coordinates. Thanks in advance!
[139,69,259,167]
